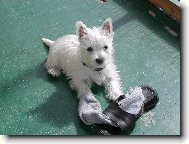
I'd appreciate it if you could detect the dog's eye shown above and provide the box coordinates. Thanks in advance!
[103,45,108,50]
[87,47,93,52]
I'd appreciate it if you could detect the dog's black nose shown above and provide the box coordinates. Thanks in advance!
[96,58,104,64]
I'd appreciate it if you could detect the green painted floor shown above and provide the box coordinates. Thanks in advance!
[171,0,180,6]
[0,0,180,135]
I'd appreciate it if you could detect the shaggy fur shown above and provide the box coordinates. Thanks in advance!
[42,18,123,100]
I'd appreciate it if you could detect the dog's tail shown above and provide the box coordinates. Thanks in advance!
[42,38,54,48]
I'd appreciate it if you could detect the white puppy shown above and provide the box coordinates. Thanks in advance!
[42,18,123,100]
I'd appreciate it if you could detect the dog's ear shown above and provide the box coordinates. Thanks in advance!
[76,21,88,40]
[102,18,113,37]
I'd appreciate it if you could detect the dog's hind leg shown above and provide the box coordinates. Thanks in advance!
[42,38,54,47]
[45,54,61,77]
[47,67,61,77]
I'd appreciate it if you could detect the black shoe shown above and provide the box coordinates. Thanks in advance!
[95,85,159,135]
[141,85,159,112]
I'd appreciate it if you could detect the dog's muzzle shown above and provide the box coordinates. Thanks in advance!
[82,62,105,72]
[94,68,104,71]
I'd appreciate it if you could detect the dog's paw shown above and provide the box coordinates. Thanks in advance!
[106,92,120,101]
[47,68,61,77]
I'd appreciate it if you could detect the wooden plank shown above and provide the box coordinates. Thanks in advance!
[148,0,181,22]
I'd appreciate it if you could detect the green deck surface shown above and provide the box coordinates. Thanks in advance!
[0,0,180,135]
[170,0,180,6]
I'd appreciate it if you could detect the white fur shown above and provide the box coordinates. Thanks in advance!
[42,18,123,100]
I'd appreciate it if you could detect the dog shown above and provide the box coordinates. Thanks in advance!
[42,18,123,100]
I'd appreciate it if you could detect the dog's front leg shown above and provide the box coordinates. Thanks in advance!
[78,92,115,125]
[74,80,93,99]
[75,80,115,125]
[105,77,124,101]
